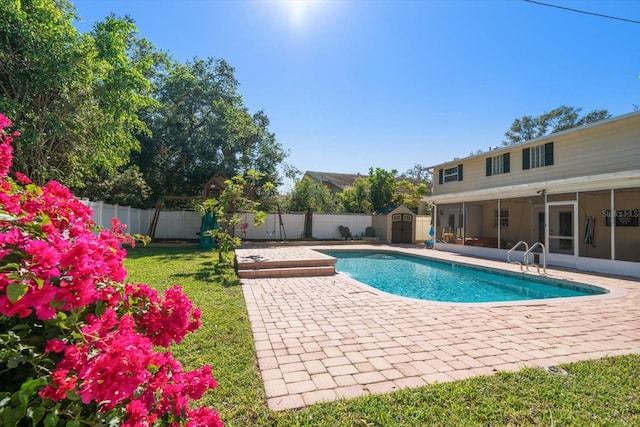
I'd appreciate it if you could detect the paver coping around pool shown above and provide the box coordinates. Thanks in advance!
[238,244,640,411]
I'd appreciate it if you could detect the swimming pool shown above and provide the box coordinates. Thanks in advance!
[320,250,607,303]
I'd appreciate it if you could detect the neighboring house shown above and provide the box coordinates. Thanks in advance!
[303,171,365,196]
[426,110,640,278]
[304,170,428,196]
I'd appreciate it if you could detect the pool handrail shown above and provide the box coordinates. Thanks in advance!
[523,242,547,275]
[507,240,529,271]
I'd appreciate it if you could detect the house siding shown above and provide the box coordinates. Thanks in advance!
[434,114,640,196]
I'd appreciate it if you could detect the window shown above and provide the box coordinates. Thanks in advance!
[444,167,459,182]
[205,188,220,199]
[486,153,510,176]
[438,164,463,184]
[494,209,509,227]
[531,144,544,168]
[523,142,554,170]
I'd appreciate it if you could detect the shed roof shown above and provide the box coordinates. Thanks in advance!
[373,203,415,215]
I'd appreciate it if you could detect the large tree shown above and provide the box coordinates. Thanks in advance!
[80,166,151,208]
[392,179,427,212]
[337,172,427,214]
[335,168,426,213]
[401,164,432,182]
[136,58,288,202]
[0,1,156,187]
[284,177,336,213]
[368,167,397,212]
[503,105,610,145]
[338,177,371,213]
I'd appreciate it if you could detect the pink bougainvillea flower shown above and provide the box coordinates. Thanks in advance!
[45,339,68,353]
[2,110,222,426]
[40,369,78,401]
[0,141,12,178]
[0,113,11,129]
[130,284,202,347]
[0,114,14,177]
[186,407,224,427]
[14,172,31,184]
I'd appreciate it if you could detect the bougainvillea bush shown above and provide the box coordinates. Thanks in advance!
[0,113,222,426]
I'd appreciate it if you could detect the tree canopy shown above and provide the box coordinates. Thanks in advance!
[337,177,371,213]
[368,167,397,212]
[503,105,611,145]
[401,164,431,182]
[0,1,156,187]
[339,168,428,214]
[135,58,287,202]
[284,177,336,213]
[1,0,289,207]
[393,179,427,212]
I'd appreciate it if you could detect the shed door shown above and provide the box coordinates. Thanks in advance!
[392,214,413,243]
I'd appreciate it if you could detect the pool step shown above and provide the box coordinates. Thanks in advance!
[238,265,336,279]
[236,255,337,279]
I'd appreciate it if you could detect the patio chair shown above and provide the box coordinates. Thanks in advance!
[338,225,353,240]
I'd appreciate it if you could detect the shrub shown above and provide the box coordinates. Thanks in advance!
[0,113,222,426]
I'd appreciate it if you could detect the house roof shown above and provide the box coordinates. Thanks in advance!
[373,203,400,215]
[303,171,365,189]
[373,203,416,215]
[304,170,426,190]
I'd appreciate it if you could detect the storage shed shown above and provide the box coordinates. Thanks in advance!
[371,204,416,244]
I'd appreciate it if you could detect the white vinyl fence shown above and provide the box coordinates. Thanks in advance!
[415,215,433,242]
[84,201,152,236]
[84,201,430,242]
[232,213,374,240]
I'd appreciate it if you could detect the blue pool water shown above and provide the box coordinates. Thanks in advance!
[320,251,607,303]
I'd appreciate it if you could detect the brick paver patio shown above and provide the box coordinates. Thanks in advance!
[238,244,640,411]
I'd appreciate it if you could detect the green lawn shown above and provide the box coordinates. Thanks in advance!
[124,247,640,426]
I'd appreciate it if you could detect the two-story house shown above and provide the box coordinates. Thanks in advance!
[426,110,640,278]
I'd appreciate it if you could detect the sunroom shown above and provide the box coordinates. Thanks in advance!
[427,171,640,278]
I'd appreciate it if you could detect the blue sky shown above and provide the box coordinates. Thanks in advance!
[73,0,640,187]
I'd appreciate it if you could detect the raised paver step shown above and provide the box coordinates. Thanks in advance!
[238,265,335,279]
[236,247,337,278]
[238,258,336,271]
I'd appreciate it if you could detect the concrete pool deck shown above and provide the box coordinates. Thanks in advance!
[237,244,640,411]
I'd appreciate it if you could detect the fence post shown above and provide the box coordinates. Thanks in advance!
[94,201,104,228]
